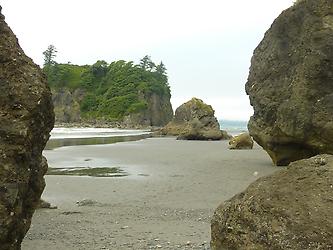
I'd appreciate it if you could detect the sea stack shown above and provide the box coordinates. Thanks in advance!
[0,6,54,249]
[245,0,333,166]
[162,97,226,140]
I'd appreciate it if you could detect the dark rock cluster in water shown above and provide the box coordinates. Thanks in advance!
[0,6,54,249]
[245,0,333,166]
[161,97,230,140]
[211,154,333,250]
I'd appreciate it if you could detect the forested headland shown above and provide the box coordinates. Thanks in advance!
[43,45,173,127]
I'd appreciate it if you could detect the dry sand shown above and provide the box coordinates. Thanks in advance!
[22,137,280,250]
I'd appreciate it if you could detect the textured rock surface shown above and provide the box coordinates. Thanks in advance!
[52,88,83,123]
[211,154,333,250]
[228,133,253,149]
[123,92,173,127]
[52,89,173,127]
[0,7,54,249]
[162,98,225,140]
[245,0,333,166]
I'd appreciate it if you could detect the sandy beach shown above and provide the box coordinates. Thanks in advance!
[22,138,279,250]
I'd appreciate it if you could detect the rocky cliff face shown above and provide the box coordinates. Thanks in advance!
[211,154,333,250]
[0,6,54,249]
[123,92,173,127]
[245,0,333,166]
[52,88,83,123]
[162,98,226,140]
[52,89,173,127]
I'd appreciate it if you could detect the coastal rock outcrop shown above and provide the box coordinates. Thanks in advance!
[211,154,333,250]
[228,133,253,149]
[162,98,226,140]
[52,88,173,127]
[245,0,333,165]
[47,57,173,128]
[0,6,54,249]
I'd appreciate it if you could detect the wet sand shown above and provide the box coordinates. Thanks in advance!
[22,137,280,249]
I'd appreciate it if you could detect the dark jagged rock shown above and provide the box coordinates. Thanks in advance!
[228,133,253,149]
[211,154,333,250]
[161,98,228,140]
[0,6,54,249]
[245,0,333,166]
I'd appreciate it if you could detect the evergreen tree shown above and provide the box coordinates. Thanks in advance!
[140,55,155,71]
[139,55,150,70]
[156,61,167,75]
[43,45,57,67]
[91,60,108,78]
[148,60,156,71]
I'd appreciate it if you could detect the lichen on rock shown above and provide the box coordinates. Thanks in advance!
[245,0,333,166]
[0,6,54,249]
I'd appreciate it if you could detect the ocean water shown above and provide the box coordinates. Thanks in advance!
[219,120,248,136]
[50,127,151,139]
[46,121,248,150]
[46,127,152,150]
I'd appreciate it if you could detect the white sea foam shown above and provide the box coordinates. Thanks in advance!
[50,127,151,139]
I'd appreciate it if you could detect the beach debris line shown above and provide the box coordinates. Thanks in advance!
[47,167,128,177]
[245,0,333,166]
[0,6,55,249]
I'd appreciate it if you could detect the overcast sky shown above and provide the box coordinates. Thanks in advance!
[1,0,294,120]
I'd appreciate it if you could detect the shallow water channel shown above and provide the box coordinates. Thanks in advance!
[45,128,152,177]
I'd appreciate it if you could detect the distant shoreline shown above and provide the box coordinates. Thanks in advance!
[54,120,248,134]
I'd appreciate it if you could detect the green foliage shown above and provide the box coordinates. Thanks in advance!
[128,101,148,113]
[80,94,98,112]
[44,54,171,121]
[43,45,57,67]
[44,63,88,89]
